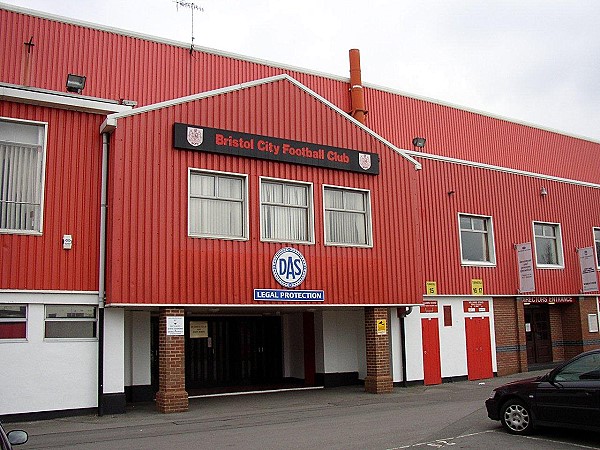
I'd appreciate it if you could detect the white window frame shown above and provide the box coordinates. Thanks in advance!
[457,213,496,266]
[0,117,47,235]
[44,305,97,340]
[322,184,373,248]
[188,169,249,241]
[533,221,564,269]
[594,227,600,270]
[0,304,27,341]
[259,177,314,244]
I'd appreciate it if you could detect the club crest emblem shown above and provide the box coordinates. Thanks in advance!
[358,153,371,170]
[187,127,203,147]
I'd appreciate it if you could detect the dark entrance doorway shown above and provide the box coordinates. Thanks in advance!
[185,316,283,392]
[525,305,553,364]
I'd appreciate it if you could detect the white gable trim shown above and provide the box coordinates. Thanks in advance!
[100,74,422,170]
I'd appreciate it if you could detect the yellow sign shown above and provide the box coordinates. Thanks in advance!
[376,319,387,335]
[189,321,208,338]
[426,281,438,295]
[471,279,484,296]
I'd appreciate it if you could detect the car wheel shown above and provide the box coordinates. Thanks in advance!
[500,399,533,435]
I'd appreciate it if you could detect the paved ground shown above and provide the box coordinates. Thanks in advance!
[4,370,600,449]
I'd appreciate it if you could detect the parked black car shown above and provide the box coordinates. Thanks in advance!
[0,422,27,450]
[486,349,600,435]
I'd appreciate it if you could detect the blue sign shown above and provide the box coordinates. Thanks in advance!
[272,247,307,288]
[254,289,325,302]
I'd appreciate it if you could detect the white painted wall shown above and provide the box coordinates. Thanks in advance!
[0,298,98,415]
[103,308,125,394]
[282,313,304,379]
[320,309,365,377]
[124,310,151,387]
[392,307,424,382]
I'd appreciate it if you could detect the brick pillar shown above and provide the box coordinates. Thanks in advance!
[364,307,393,393]
[155,308,189,413]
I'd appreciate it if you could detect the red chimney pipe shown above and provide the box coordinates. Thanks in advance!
[349,49,368,124]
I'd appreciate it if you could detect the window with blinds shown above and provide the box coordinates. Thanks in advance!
[0,119,46,233]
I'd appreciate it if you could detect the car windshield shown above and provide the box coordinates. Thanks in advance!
[554,352,600,382]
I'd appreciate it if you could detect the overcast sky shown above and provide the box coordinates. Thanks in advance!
[4,0,600,142]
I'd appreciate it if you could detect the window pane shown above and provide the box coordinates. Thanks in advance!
[461,230,488,261]
[194,198,243,237]
[326,210,367,245]
[0,322,26,339]
[324,189,343,209]
[595,228,600,240]
[0,138,44,232]
[535,236,558,264]
[262,205,307,241]
[472,218,486,231]
[459,216,472,230]
[218,177,242,200]
[46,305,96,319]
[261,182,282,203]
[543,225,556,237]
[344,191,365,211]
[190,174,215,197]
[45,321,96,339]
[0,305,26,319]
[534,224,543,236]
[284,185,307,206]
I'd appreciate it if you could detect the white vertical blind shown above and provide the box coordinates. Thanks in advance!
[261,180,311,243]
[324,187,369,245]
[189,172,246,238]
[0,120,45,232]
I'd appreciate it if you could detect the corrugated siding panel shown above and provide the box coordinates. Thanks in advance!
[106,80,421,305]
[364,87,600,184]
[4,7,599,185]
[0,102,101,290]
[418,158,600,296]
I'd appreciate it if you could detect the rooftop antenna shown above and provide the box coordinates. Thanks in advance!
[174,1,204,54]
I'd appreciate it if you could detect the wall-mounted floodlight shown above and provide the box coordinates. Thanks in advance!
[66,74,86,93]
[540,187,548,196]
[412,137,426,148]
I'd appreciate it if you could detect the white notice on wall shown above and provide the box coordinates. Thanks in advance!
[517,242,535,293]
[166,316,185,336]
[578,247,599,293]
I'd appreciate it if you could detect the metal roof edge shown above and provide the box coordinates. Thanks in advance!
[0,82,131,114]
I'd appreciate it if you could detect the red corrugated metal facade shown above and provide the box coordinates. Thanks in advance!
[418,158,600,295]
[2,5,600,304]
[105,80,422,305]
[0,101,102,291]
[3,6,599,185]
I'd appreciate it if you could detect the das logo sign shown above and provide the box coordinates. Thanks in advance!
[272,247,307,288]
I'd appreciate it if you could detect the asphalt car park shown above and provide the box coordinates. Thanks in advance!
[4,366,599,450]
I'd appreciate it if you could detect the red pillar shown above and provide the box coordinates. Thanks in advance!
[364,307,393,393]
[155,308,189,413]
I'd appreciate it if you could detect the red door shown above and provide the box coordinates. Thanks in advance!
[465,316,493,380]
[421,318,442,385]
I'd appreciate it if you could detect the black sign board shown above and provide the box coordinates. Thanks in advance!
[173,123,379,175]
